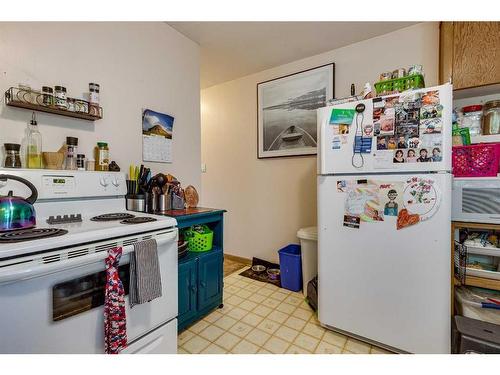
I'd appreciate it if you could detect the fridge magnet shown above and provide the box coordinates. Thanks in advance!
[343,214,361,229]
[373,121,381,137]
[422,90,439,105]
[257,63,334,158]
[330,108,356,124]
[416,148,432,162]
[399,91,422,105]
[420,104,443,120]
[395,120,419,138]
[430,147,442,162]
[379,108,395,135]
[337,180,348,192]
[397,209,420,230]
[420,118,442,134]
[338,124,350,134]
[376,136,388,150]
[379,182,404,217]
[406,149,418,163]
[363,123,373,137]
[387,136,397,150]
[372,98,384,121]
[142,108,174,163]
[402,177,441,223]
[393,149,405,163]
[408,137,421,149]
[354,136,372,154]
[395,101,420,123]
[397,135,408,149]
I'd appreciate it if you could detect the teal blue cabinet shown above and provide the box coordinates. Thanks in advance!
[198,250,223,311]
[178,260,197,324]
[161,208,226,332]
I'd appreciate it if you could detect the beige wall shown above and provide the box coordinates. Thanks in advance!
[201,22,440,262]
[0,22,201,189]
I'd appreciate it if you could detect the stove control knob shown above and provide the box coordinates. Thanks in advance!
[99,177,109,187]
[111,177,120,187]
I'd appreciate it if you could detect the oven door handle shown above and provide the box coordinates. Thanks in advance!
[0,231,177,285]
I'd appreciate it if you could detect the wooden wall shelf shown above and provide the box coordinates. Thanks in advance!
[4,87,102,121]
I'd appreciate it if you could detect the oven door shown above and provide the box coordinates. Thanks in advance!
[0,229,178,354]
[452,178,500,224]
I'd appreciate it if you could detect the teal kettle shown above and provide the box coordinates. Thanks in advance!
[0,174,38,232]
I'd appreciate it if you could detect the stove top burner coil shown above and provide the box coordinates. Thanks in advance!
[90,213,136,222]
[120,217,158,225]
[0,228,68,243]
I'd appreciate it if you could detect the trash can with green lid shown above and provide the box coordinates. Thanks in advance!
[297,226,318,297]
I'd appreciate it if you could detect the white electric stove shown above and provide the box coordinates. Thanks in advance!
[0,169,178,354]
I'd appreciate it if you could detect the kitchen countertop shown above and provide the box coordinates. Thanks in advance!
[158,207,226,219]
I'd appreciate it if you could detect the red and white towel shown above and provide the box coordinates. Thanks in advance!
[104,247,127,354]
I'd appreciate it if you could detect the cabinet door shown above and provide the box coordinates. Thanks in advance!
[197,250,223,311]
[453,22,500,90]
[178,260,197,325]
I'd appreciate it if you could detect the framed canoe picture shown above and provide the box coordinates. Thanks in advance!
[257,63,334,159]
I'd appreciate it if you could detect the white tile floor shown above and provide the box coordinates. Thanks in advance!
[178,267,393,354]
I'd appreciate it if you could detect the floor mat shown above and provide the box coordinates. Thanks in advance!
[239,257,281,287]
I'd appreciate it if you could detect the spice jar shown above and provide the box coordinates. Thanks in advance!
[88,83,100,104]
[67,98,76,112]
[95,142,109,171]
[75,99,88,113]
[461,105,483,136]
[54,86,67,109]
[86,159,95,171]
[76,154,86,171]
[4,143,22,168]
[482,100,500,136]
[42,86,54,106]
[64,137,78,170]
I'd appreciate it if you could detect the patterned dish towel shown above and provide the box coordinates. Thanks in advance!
[104,247,127,354]
[129,239,162,308]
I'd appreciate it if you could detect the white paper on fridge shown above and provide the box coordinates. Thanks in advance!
[142,108,174,163]
[373,150,396,169]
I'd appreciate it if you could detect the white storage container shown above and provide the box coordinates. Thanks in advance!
[297,226,318,297]
[455,286,500,325]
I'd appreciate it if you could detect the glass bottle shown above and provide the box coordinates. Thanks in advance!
[64,137,78,170]
[27,112,42,169]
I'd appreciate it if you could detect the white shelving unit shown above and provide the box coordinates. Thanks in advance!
[470,134,500,144]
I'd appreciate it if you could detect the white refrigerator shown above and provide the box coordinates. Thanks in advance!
[317,84,452,353]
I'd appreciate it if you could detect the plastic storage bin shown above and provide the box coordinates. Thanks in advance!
[297,227,318,297]
[184,225,213,252]
[452,143,500,177]
[278,244,302,292]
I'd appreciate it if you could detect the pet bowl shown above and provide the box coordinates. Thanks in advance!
[267,268,280,280]
[251,265,266,273]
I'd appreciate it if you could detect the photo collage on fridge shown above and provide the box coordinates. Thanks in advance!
[373,89,443,164]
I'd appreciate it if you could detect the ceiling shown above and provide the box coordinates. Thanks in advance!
[168,22,417,89]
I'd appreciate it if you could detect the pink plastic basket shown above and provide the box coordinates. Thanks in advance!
[452,143,500,177]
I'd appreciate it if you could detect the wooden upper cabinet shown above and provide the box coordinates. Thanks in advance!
[439,22,500,90]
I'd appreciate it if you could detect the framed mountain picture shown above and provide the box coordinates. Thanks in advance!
[257,63,335,158]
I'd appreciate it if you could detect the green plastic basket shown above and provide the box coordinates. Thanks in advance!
[374,74,425,95]
[184,225,214,252]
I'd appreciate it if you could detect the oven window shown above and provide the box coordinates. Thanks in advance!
[53,264,130,321]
